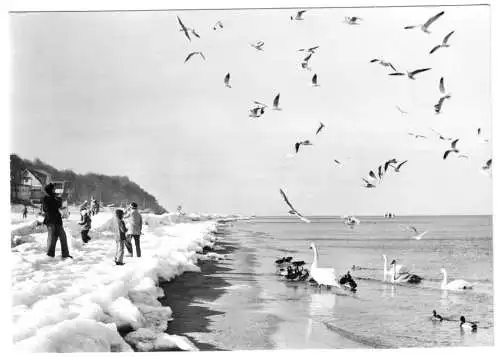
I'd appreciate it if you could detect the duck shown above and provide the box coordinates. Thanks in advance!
[431,310,443,322]
[309,242,340,289]
[440,268,473,290]
[460,316,477,332]
[339,271,357,292]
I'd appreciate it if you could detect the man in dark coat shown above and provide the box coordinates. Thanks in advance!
[42,183,72,259]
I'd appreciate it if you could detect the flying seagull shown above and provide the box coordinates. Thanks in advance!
[316,122,325,135]
[295,140,313,153]
[250,41,265,51]
[430,31,455,54]
[396,105,408,115]
[370,59,397,72]
[184,51,206,63]
[253,100,268,108]
[430,128,452,141]
[384,159,398,172]
[334,159,343,166]
[390,160,408,172]
[291,10,307,21]
[378,165,384,179]
[224,73,231,88]
[434,95,451,114]
[177,16,192,41]
[299,46,320,54]
[213,20,223,30]
[368,170,377,180]
[477,128,489,143]
[404,11,445,33]
[273,93,282,110]
[389,68,431,80]
[345,16,362,25]
[408,225,429,240]
[482,158,492,172]
[408,132,427,139]
[362,178,376,188]
[249,106,265,118]
[279,188,311,223]
[443,139,460,160]
[301,61,312,71]
[311,73,319,86]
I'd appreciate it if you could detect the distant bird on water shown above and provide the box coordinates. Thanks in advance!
[279,188,311,223]
[212,20,223,30]
[316,122,325,135]
[250,41,265,51]
[311,73,319,87]
[184,51,206,63]
[404,11,445,33]
[273,93,282,111]
[389,68,431,80]
[295,140,313,153]
[370,59,397,72]
[408,225,428,240]
[224,73,231,88]
[344,16,362,25]
[430,31,455,54]
[291,10,307,21]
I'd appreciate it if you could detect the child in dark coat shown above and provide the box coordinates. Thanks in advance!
[112,209,127,265]
[78,208,92,243]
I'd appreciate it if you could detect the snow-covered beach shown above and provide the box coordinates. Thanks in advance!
[11,208,226,352]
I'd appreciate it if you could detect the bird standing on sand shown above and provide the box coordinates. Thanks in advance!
[224,73,231,88]
[389,68,431,80]
[279,189,311,223]
[344,16,362,25]
[311,73,319,86]
[184,52,206,63]
[250,41,265,51]
[291,10,307,21]
[370,59,397,72]
[404,11,445,33]
[430,31,455,54]
[316,122,325,135]
[273,93,282,111]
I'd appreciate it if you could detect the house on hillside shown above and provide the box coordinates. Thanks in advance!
[11,169,70,204]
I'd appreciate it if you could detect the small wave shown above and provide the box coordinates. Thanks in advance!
[322,322,394,348]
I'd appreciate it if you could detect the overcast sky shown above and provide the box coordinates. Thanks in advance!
[10,5,492,215]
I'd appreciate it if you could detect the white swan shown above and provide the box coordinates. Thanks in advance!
[440,268,473,290]
[391,260,423,284]
[382,254,407,280]
[309,242,340,288]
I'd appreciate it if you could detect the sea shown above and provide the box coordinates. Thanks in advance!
[165,215,493,350]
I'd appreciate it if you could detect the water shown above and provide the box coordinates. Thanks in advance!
[168,215,493,349]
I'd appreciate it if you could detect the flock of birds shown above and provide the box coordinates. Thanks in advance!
[175,8,489,336]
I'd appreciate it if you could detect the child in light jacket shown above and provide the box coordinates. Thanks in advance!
[112,209,127,265]
[78,208,92,243]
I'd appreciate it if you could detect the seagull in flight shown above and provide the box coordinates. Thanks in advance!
[370,59,397,72]
[224,73,231,88]
[344,16,362,25]
[389,68,431,80]
[295,140,313,153]
[396,106,408,115]
[250,41,265,51]
[301,61,312,71]
[443,139,460,160]
[378,165,384,179]
[430,31,455,54]
[311,73,319,87]
[384,159,398,172]
[362,178,376,188]
[291,10,307,21]
[408,225,429,240]
[408,132,427,139]
[430,128,452,141]
[177,16,193,41]
[390,160,408,173]
[299,46,320,54]
[435,77,452,114]
[248,107,265,118]
[368,170,377,181]
[184,51,206,63]
[279,188,311,223]
[316,122,325,135]
[212,20,223,30]
[273,93,282,111]
[477,128,489,143]
[481,158,492,173]
[404,11,445,33]
[334,159,343,166]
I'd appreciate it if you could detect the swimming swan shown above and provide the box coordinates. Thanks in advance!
[440,268,473,290]
[309,242,340,288]
[391,260,422,284]
[383,254,407,280]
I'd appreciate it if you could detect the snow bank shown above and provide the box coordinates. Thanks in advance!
[11,213,219,352]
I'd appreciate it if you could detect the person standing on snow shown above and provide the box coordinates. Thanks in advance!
[112,209,127,266]
[124,202,143,257]
[42,183,72,259]
[78,208,92,243]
